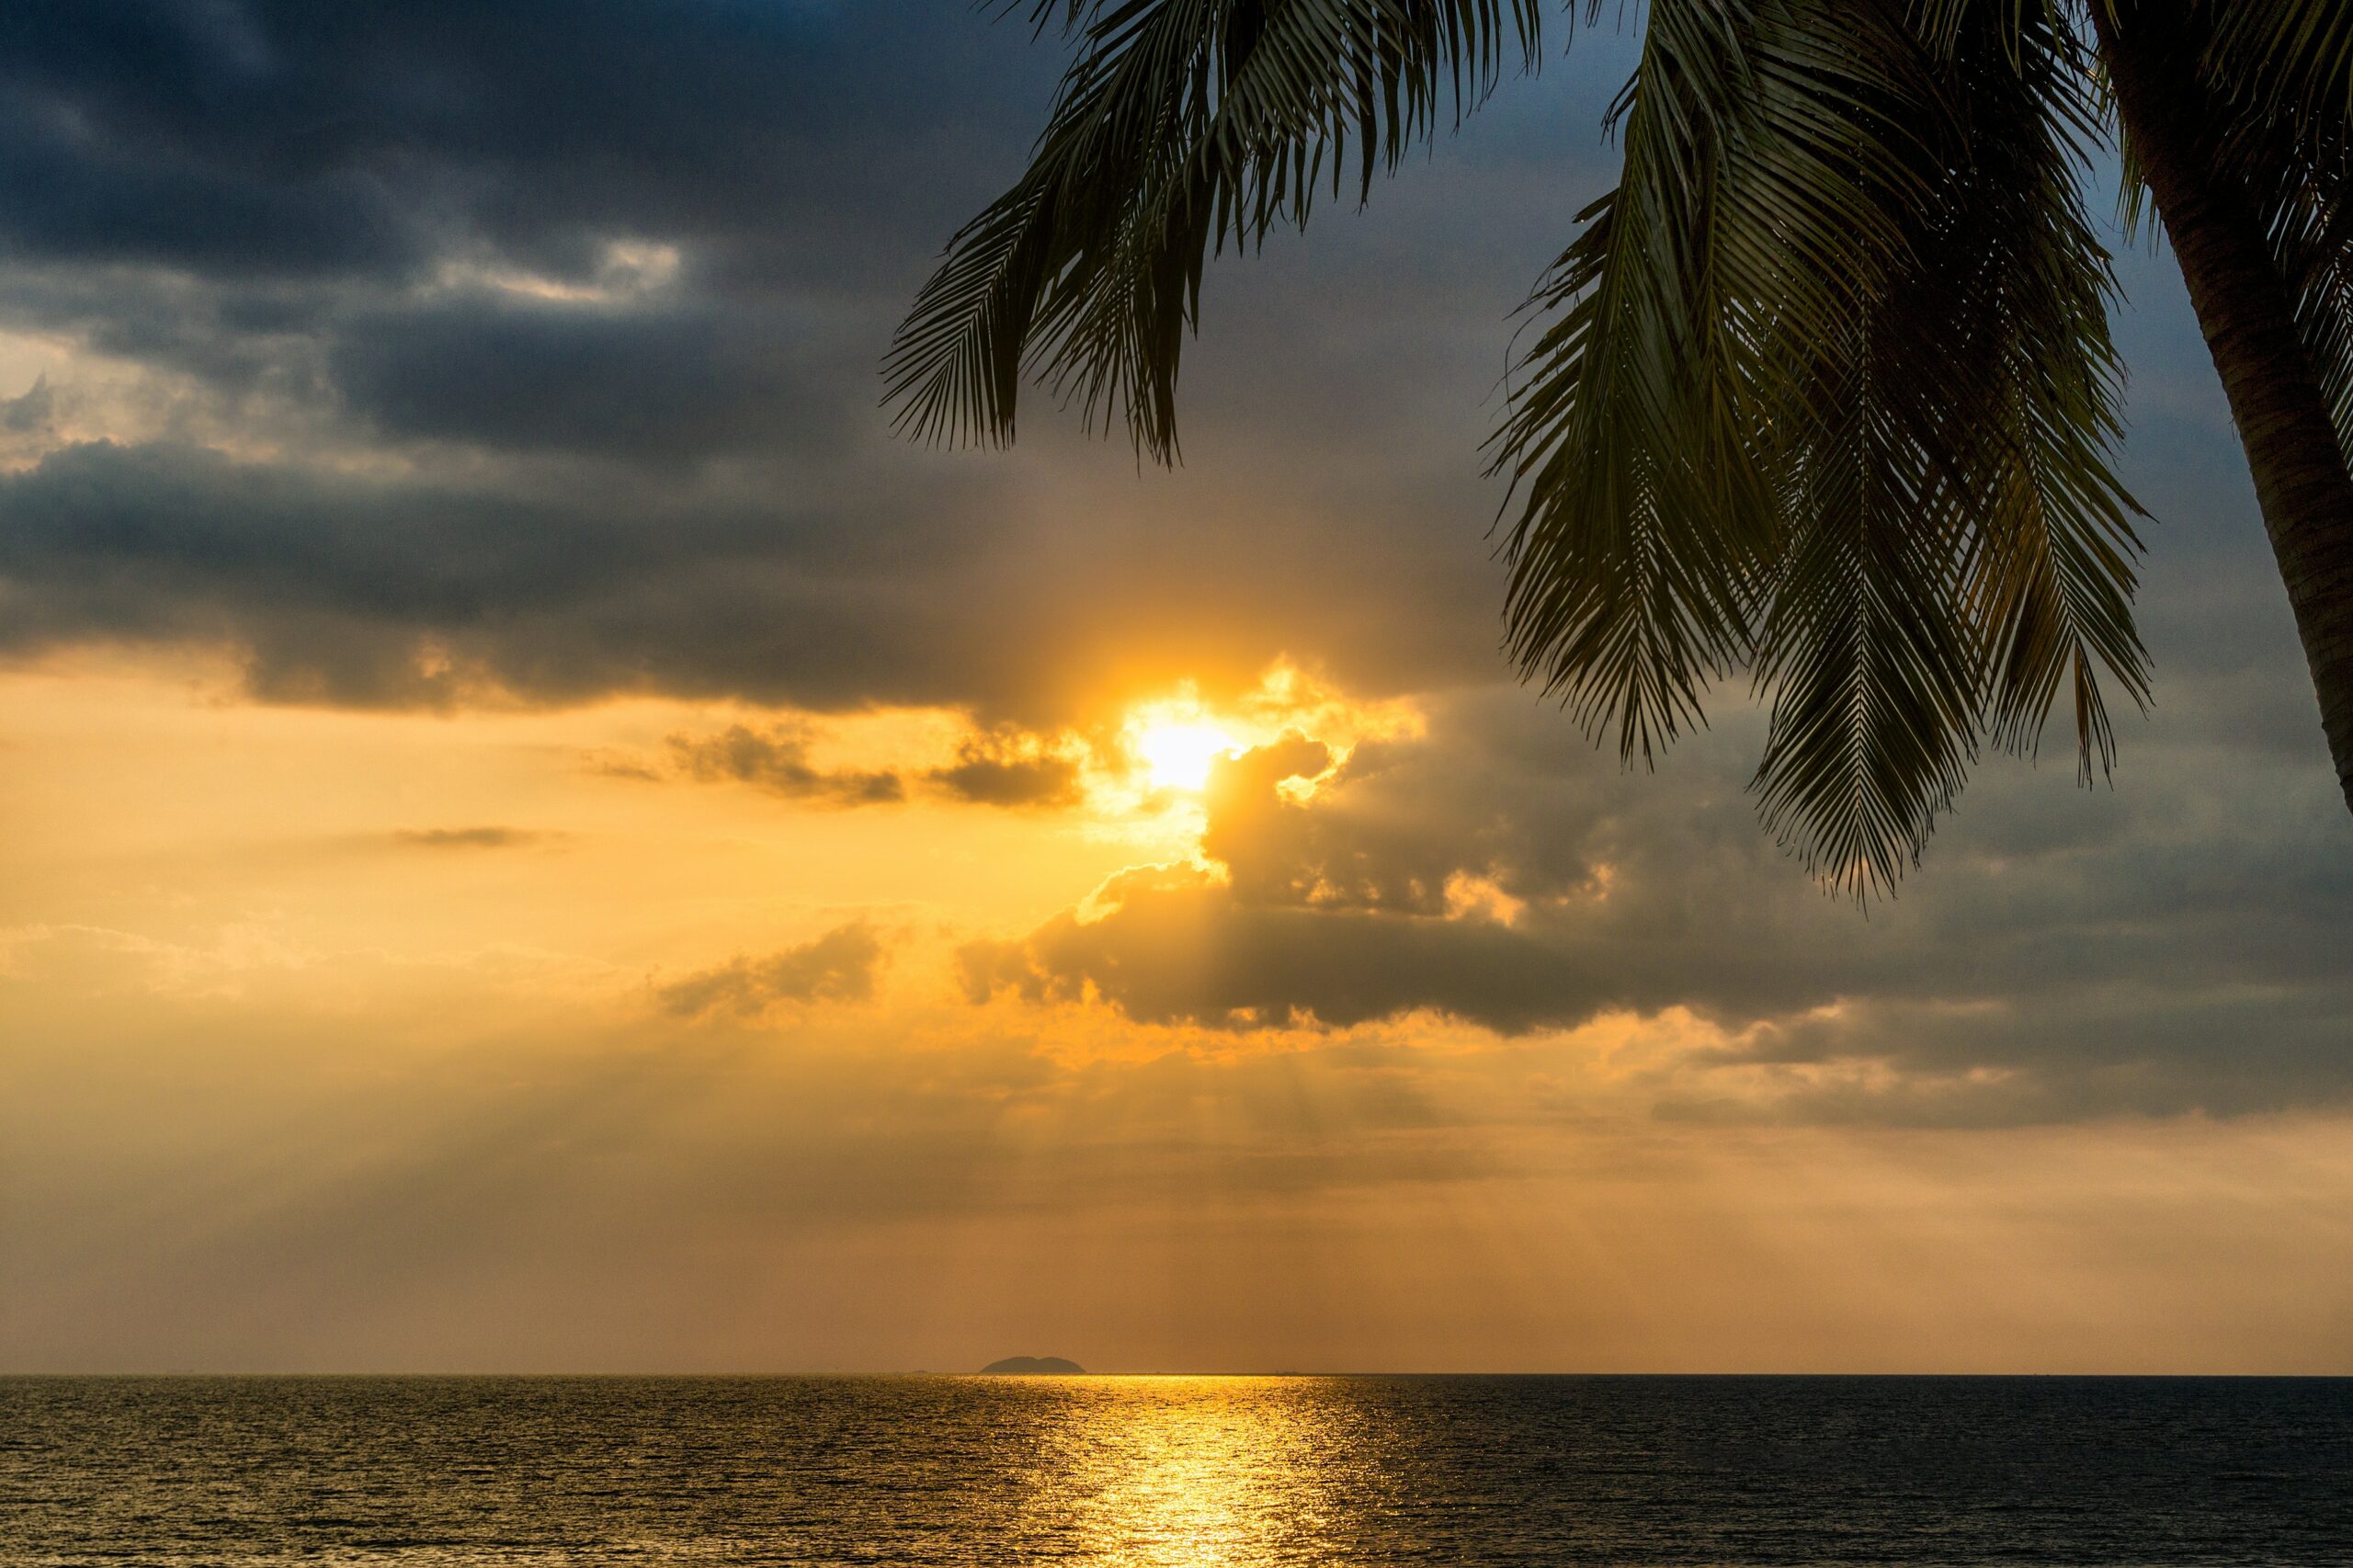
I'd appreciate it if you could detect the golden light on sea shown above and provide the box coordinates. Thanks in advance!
[1001,1377,1374,1566]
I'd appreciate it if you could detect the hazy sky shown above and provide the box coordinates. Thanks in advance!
[4,1,2351,1374]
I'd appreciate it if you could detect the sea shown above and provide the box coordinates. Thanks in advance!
[3,1375,2348,1565]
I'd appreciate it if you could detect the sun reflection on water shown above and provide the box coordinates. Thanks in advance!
[996,1377,1381,1567]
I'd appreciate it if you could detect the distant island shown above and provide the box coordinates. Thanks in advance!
[978,1356,1084,1375]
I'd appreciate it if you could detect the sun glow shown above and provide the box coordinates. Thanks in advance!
[1132,719,1239,792]
[1114,668,1424,804]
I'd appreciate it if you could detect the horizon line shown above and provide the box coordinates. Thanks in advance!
[8,1369,2350,1380]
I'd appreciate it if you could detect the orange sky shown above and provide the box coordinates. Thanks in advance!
[4,3,2353,1373]
[6,649,2352,1372]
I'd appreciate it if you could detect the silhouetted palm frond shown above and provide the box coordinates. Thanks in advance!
[888,0,1542,459]
[894,0,2353,893]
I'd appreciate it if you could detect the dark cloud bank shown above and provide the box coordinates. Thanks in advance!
[967,692,2353,1126]
[0,0,1550,720]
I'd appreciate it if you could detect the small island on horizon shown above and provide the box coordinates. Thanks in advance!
[979,1356,1085,1375]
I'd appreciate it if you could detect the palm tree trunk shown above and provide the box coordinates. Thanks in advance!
[2093,1,2353,814]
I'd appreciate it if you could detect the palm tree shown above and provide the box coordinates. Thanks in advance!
[887,1,2353,896]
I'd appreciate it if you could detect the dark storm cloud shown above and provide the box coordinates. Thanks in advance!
[667,723,903,806]
[328,297,851,461]
[0,0,1055,439]
[0,438,1023,710]
[0,425,1512,718]
[658,921,888,1020]
[0,1,1027,284]
[0,375,54,433]
[0,0,1582,716]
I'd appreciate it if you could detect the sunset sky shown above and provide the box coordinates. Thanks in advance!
[5,2,2352,1374]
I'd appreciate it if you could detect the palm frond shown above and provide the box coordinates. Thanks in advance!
[1755,9,2144,893]
[2203,0,2353,131]
[1946,9,2149,774]
[1749,361,1983,899]
[1495,0,1944,767]
[2193,1,2353,465]
[1502,1,2146,895]
[886,0,1544,460]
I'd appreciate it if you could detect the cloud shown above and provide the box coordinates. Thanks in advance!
[0,2,1017,283]
[0,0,2343,1141]
[958,723,1753,1033]
[925,734,1084,809]
[1197,733,1472,914]
[328,297,847,462]
[658,921,888,1020]
[0,0,1043,461]
[0,0,1569,724]
[629,721,1088,812]
[666,723,903,805]
[962,689,2353,1122]
[16,926,2353,1373]
[0,440,998,711]
[0,421,1511,723]
[389,826,557,850]
[961,863,1577,1032]
[0,374,54,434]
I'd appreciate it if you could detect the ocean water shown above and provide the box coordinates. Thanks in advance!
[3,1375,2348,1565]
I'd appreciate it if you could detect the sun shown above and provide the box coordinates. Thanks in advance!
[1132,719,1238,792]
